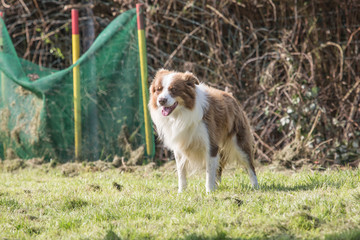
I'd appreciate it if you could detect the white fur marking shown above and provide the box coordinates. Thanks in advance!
[175,152,187,193]
[149,81,209,153]
[157,73,176,107]
[249,168,259,189]
[206,155,219,193]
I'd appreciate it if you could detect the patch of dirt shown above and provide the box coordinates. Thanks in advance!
[86,184,102,192]
[127,145,144,165]
[26,215,38,221]
[85,160,112,172]
[27,157,44,166]
[60,162,83,177]
[144,162,157,173]
[112,155,122,168]
[112,182,122,191]
[60,160,117,177]
[118,165,136,173]
[1,159,26,172]
[158,160,176,172]
[0,156,166,176]
[0,158,45,172]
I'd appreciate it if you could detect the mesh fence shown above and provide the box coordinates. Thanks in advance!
[0,9,153,162]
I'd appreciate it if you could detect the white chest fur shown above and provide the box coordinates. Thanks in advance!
[150,84,209,154]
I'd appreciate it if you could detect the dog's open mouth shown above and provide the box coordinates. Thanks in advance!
[162,102,178,116]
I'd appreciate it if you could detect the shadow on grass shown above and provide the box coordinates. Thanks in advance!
[259,181,344,192]
[182,232,295,240]
[103,230,121,240]
[220,180,344,193]
[182,229,360,240]
[258,174,348,192]
[325,228,360,240]
[100,228,360,240]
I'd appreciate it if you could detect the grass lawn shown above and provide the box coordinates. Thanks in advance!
[0,161,360,239]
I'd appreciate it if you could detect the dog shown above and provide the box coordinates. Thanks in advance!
[148,69,258,193]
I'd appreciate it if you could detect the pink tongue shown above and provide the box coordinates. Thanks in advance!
[162,107,171,116]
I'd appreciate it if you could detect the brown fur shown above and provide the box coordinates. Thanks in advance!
[150,70,199,110]
[202,87,256,178]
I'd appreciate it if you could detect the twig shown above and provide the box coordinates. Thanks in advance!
[254,132,275,153]
[32,22,70,41]
[18,0,31,15]
[206,4,243,33]
[306,110,321,142]
[63,3,94,11]
[341,77,360,102]
[267,0,277,22]
[345,27,360,49]
[1,0,10,8]
[163,25,202,68]
[256,147,272,163]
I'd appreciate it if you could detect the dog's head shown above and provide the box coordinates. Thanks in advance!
[149,69,200,117]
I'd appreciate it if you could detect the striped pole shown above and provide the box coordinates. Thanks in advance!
[72,9,81,159]
[136,4,154,157]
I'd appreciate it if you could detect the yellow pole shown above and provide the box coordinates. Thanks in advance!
[136,4,154,156]
[72,9,81,159]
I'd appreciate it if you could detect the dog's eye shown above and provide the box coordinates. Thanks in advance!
[156,87,162,93]
[170,88,177,94]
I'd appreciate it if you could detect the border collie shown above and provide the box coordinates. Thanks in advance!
[149,69,258,193]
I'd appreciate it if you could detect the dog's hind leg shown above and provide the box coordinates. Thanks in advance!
[237,147,259,189]
[226,136,259,189]
[175,152,187,193]
[245,161,259,189]
[216,153,227,185]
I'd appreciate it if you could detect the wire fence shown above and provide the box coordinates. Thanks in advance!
[1,0,359,167]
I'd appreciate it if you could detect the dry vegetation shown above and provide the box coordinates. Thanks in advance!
[1,0,359,167]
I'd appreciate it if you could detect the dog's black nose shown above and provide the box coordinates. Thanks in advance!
[159,98,167,106]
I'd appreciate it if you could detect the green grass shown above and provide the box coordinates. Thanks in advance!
[0,163,359,239]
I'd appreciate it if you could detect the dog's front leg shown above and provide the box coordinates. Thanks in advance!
[175,152,187,193]
[206,154,219,193]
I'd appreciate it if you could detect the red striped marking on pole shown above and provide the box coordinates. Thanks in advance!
[71,9,79,35]
[136,4,145,30]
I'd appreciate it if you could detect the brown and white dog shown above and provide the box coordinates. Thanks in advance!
[149,69,258,193]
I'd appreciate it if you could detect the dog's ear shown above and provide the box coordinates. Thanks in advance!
[184,71,199,87]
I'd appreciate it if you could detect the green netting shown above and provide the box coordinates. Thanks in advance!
[0,9,154,161]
